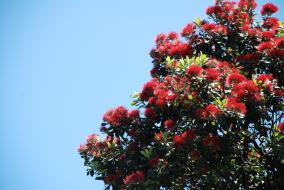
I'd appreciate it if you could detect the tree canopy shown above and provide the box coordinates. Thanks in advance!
[79,0,284,189]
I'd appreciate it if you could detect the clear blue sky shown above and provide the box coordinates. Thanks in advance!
[0,0,283,189]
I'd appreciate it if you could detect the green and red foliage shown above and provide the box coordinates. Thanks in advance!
[79,0,284,189]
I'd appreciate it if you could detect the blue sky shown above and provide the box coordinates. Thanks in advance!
[0,0,283,189]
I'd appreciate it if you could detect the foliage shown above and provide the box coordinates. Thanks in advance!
[78,0,284,189]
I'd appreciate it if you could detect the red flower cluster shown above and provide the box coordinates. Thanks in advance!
[173,129,196,147]
[226,73,247,85]
[237,53,259,64]
[78,144,87,153]
[257,41,274,53]
[231,81,260,101]
[263,17,279,29]
[164,119,175,130]
[202,23,216,31]
[140,76,185,109]
[154,88,177,107]
[277,122,284,133]
[256,74,273,83]
[168,42,191,57]
[206,104,221,118]
[261,3,278,15]
[181,23,195,37]
[154,131,164,141]
[186,64,203,76]
[195,104,221,120]
[213,25,228,35]
[103,106,128,127]
[168,32,179,40]
[205,68,220,81]
[86,133,99,144]
[123,171,145,185]
[128,109,140,119]
[152,32,193,58]
[226,98,247,114]
[144,107,158,121]
[79,1,284,188]
[140,79,158,101]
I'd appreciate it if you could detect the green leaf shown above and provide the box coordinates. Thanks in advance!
[195,57,200,65]
[131,91,140,99]
[162,132,168,140]
[141,148,153,159]
[166,56,172,65]
[194,17,203,26]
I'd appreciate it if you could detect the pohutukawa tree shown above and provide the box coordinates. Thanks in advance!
[78,0,284,189]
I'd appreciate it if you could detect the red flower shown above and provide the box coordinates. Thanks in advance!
[173,135,184,147]
[261,3,278,15]
[275,37,284,48]
[269,49,284,58]
[202,23,216,31]
[154,132,163,141]
[186,64,203,76]
[237,53,259,64]
[262,30,276,39]
[206,6,215,15]
[150,66,158,76]
[168,42,192,57]
[238,0,257,10]
[226,98,247,114]
[205,68,220,81]
[128,109,140,119]
[231,81,259,101]
[144,108,158,121]
[123,171,145,185]
[277,122,284,133]
[205,104,221,117]
[164,119,175,130]
[86,133,99,144]
[148,97,156,105]
[275,89,284,96]
[257,41,274,53]
[173,129,195,147]
[167,32,179,40]
[166,90,177,102]
[103,106,128,127]
[155,33,166,44]
[154,88,167,107]
[181,128,196,140]
[181,23,195,37]
[78,144,87,153]
[256,74,273,83]
[140,79,157,101]
[206,5,222,16]
[263,17,279,29]
[195,108,208,120]
[213,25,228,35]
[226,73,246,85]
